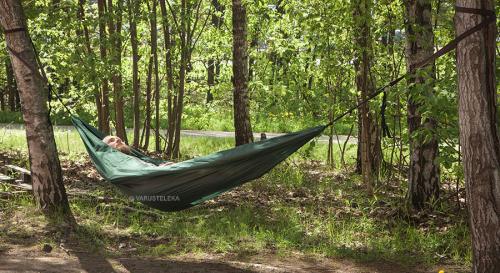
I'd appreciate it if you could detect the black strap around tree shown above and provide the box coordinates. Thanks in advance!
[326,6,496,128]
[3,27,26,34]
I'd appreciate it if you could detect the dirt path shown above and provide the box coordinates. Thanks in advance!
[0,243,464,273]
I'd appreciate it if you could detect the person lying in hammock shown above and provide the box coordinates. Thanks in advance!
[103,135,174,167]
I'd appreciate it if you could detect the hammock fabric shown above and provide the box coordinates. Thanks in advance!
[72,116,326,212]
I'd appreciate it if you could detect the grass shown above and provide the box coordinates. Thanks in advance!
[0,128,470,269]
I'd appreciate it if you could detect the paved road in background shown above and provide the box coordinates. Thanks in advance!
[0,123,357,144]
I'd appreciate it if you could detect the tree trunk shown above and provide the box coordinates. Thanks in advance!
[172,40,186,158]
[455,0,500,272]
[404,0,440,210]
[159,0,174,154]
[5,59,17,111]
[207,59,215,103]
[215,61,221,82]
[151,0,160,152]
[97,0,110,134]
[0,88,4,111]
[107,0,127,143]
[78,0,102,133]
[206,0,224,103]
[171,0,188,158]
[143,51,153,150]
[232,0,253,146]
[128,0,140,148]
[0,0,74,223]
[352,0,380,194]
[355,106,362,174]
[0,70,5,110]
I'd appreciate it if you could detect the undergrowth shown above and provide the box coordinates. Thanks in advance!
[0,131,470,268]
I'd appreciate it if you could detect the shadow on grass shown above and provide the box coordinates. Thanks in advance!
[62,224,258,273]
[118,258,260,273]
[59,224,431,273]
[0,245,259,273]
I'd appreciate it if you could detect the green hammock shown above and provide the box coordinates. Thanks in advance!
[72,116,326,211]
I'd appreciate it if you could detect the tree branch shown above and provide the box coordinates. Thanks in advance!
[191,6,212,50]
[165,0,180,34]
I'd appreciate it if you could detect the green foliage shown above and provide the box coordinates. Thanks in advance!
[0,111,23,123]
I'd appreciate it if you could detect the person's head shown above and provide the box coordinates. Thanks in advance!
[103,135,131,154]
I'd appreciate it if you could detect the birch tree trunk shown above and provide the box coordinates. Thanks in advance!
[455,0,500,271]
[404,0,440,210]
[0,0,74,223]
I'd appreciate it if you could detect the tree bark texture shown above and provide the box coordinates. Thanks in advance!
[0,0,74,222]
[352,0,381,194]
[404,0,440,210]
[171,0,188,158]
[143,50,153,150]
[455,0,499,272]
[355,106,362,174]
[97,0,110,134]
[152,0,161,152]
[0,87,4,111]
[207,59,215,103]
[107,0,127,143]
[207,0,224,103]
[128,0,140,148]
[159,0,174,154]
[5,58,17,111]
[232,0,253,146]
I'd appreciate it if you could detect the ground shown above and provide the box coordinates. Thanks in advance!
[0,243,464,273]
[0,147,470,273]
